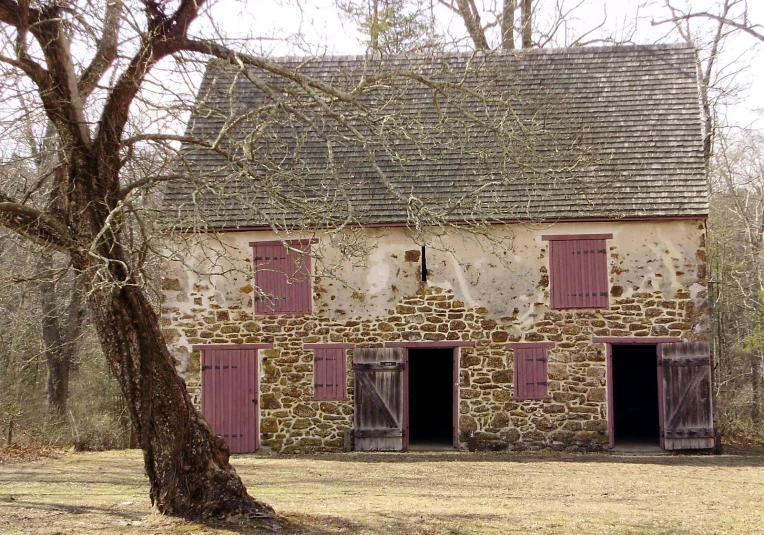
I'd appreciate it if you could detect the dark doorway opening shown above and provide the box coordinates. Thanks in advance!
[408,348,454,446]
[611,344,660,446]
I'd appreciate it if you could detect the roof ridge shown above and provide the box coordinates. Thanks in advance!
[216,43,694,65]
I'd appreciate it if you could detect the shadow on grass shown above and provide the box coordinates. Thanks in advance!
[204,510,724,535]
[1,499,141,520]
[238,450,764,468]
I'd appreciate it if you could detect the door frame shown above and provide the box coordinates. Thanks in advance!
[193,343,272,452]
[593,337,679,449]
[386,341,475,450]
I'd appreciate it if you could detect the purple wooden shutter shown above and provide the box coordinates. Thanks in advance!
[252,241,311,314]
[201,347,259,453]
[549,238,609,309]
[514,346,549,399]
[314,347,347,401]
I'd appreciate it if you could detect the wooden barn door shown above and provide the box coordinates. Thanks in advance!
[660,342,714,450]
[353,348,404,451]
[201,347,259,453]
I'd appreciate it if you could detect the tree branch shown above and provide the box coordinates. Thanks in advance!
[652,10,764,42]
[181,38,362,103]
[94,0,207,200]
[78,0,124,98]
[0,194,71,251]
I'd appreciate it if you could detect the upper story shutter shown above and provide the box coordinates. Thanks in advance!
[252,241,312,314]
[547,237,610,309]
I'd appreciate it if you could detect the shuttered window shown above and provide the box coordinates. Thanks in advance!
[310,346,348,401]
[250,240,312,314]
[508,343,554,399]
[543,234,612,310]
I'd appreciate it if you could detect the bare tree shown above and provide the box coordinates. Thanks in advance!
[0,0,284,521]
[652,0,764,43]
[652,0,747,174]
[708,130,764,428]
[438,0,613,51]
[651,0,763,439]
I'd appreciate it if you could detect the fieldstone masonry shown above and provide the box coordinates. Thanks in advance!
[161,224,708,452]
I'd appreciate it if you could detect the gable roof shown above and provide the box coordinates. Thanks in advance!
[166,44,707,230]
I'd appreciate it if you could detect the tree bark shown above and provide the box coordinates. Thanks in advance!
[81,260,273,518]
[501,0,516,50]
[752,352,761,423]
[455,0,490,50]
[521,0,532,48]
[38,254,84,420]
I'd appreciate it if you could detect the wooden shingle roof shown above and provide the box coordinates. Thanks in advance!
[166,44,707,229]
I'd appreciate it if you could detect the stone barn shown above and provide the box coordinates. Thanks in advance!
[161,44,714,453]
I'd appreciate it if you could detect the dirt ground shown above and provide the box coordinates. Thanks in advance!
[1,449,763,535]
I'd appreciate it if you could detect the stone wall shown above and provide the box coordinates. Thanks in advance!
[160,220,709,452]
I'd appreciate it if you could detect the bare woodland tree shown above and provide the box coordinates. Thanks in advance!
[708,130,764,427]
[0,0,287,520]
[439,0,615,51]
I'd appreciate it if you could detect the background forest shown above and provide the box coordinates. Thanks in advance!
[0,0,762,452]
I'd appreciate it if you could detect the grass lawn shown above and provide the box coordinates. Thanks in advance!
[1,449,763,534]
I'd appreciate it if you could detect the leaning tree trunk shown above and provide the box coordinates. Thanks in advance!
[83,276,274,518]
[68,221,273,519]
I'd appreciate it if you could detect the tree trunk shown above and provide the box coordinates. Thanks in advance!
[501,0,516,50]
[521,0,532,48]
[456,0,490,50]
[83,276,273,519]
[370,0,380,52]
[38,254,83,420]
[752,352,761,423]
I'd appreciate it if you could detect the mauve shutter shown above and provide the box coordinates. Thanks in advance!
[521,348,532,398]
[201,348,258,453]
[253,242,312,314]
[515,347,549,399]
[532,346,548,398]
[550,239,608,309]
[314,348,327,400]
[314,347,347,400]
[515,348,533,398]
[326,349,339,400]
[336,347,347,399]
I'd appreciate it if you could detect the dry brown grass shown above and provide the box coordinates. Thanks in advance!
[1,449,763,535]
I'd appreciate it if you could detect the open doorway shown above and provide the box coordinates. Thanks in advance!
[610,344,660,447]
[407,348,455,447]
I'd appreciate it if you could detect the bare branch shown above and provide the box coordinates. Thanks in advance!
[78,0,124,98]
[0,194,70,250]
[652,10,764,43]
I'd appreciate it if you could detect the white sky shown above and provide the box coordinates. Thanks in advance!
[202,0,762,130]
